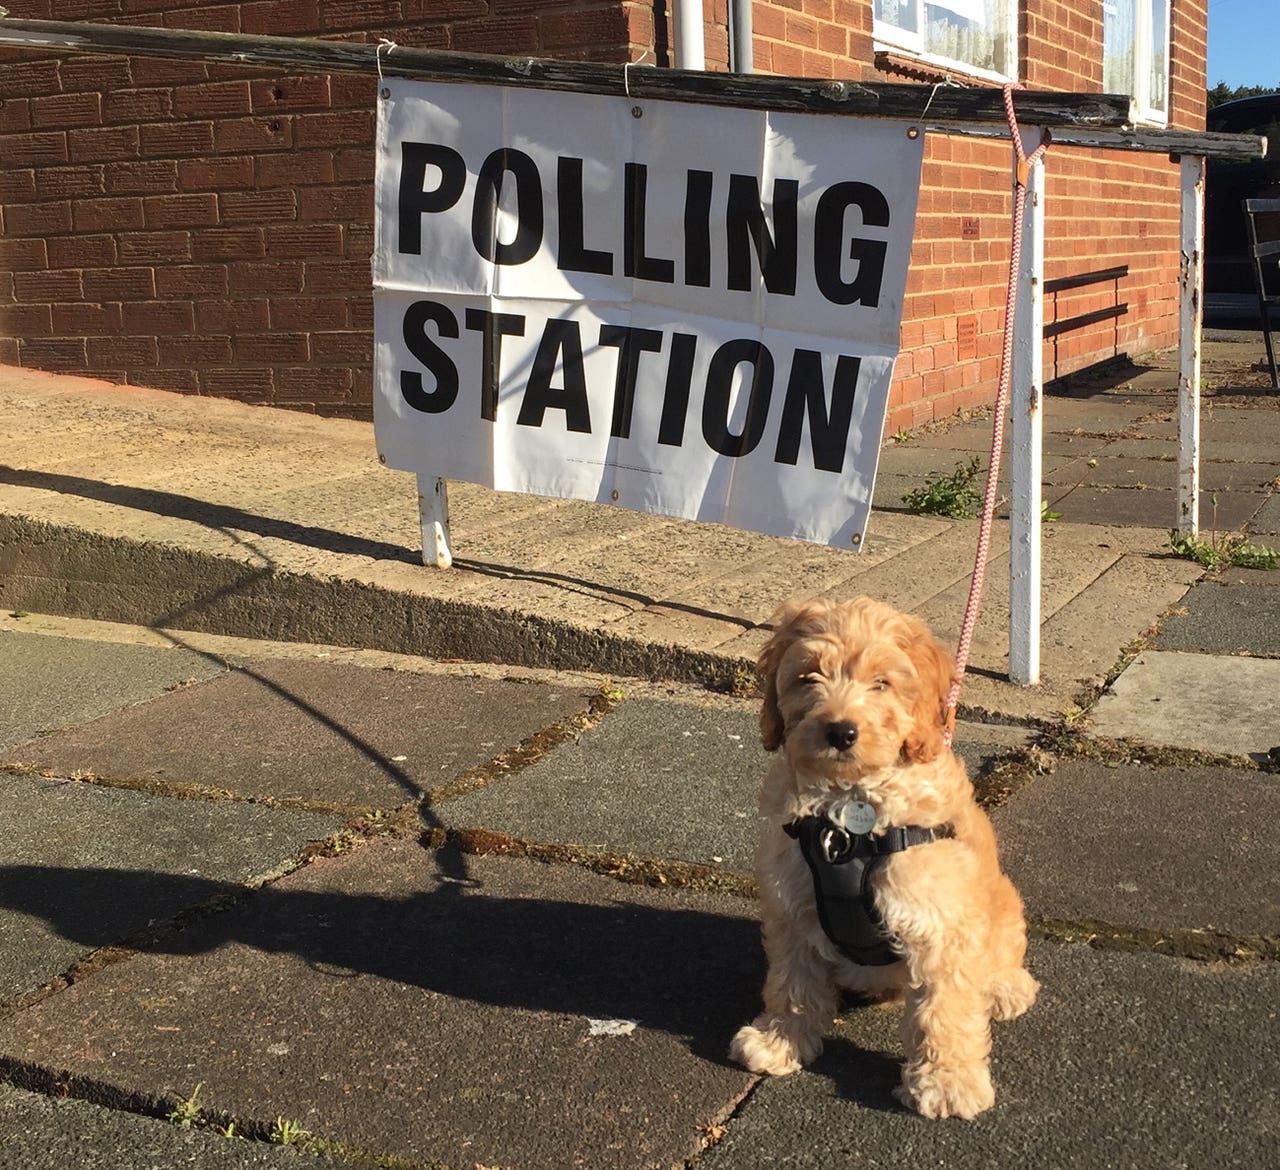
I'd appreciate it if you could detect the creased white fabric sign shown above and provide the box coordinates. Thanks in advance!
[373,80,924,548]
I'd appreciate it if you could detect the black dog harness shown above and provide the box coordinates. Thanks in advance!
[784,815,954,966]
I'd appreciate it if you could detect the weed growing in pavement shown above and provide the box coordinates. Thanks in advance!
[271,1117,311,1147]
[902,456,982,519]
[1169,531,1279,570]
[167,1083,204,1129]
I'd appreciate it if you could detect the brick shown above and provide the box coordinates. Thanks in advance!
[256,151,335,187]
[67,125,140,162]
[106,159,179,194]
[348,295,374,330]
[136,369,196,393]
[5,131,69,167]
[172,80,253,119]
[104,89,175,123]
[142,192,219,228]
[35,163,105,198]
[0,169,37,202]
[270,296,349,329]
[1,239,50,271]
[52,301,124,335]
[250,76,331,112]
[275,366,354,396]
[82,266,157,301]
[164,5,243,33]
[157,335,234,365]
[138,120,214,157]
[227,262,305,294]
[234,332,311,363]
[333,148,373,183]
[0,60,60,99]
[453,18,539,54]
[264,223,343,258]
[178,154,254,190]
[154,264,228,297]
[198,367,274,397]
[292,110,373,149]
[117,230,193,263]
[4,200,72,236]
[192,228,266,262]
[121,300,195,334]
[194,299,270,333]
[0,340,16,366]
[328,73,378,107]
[320,0,402,31]
[311,330,372,363]
[73,196,146,232]
[31,92,103,129]
[220,189,298,223]
[48,235,117,268]
[129,57,207,86]
[0,303,54,337]
[343,221,374,259]
[299,185,372,223]
[87,336,161,367]
[213,116,293,153]
[0,97,31,133]
[59,55,133,93]
[241,0,321,36]
[304,261,370,293]
[20,338,88,370]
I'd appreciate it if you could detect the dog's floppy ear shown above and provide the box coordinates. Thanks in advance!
[756,598,826,752]
[900,622,955,764]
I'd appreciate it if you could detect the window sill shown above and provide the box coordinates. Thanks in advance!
[873,47,1014,89]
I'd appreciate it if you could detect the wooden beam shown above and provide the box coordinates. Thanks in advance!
[0,15,1133,127]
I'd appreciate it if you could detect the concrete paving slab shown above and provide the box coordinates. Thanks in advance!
[1042,455,1280,494]
[0,1083,328,1170]
[701,941,1280,1170]
[0,839,758,1170]
[1049,485,1261,530]
[1152,578,1280,655]
[1251,495,1280,535]
[993,760,1280,936]
[0,773,343,1005]
[1089,650,1280,760]
[0,660,594,809]
[435,700,1028,874]
[0,628,226,750]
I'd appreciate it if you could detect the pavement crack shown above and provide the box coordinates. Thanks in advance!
[1030,915,1279,964]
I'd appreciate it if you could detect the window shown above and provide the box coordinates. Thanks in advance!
[1103,0,1170,124]
[873,0,1016,82]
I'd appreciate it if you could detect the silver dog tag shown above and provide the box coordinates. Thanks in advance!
[836,801,877,835]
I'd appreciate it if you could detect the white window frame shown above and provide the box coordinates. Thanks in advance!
[872,1,1018,86]
[1103,0,1171,126]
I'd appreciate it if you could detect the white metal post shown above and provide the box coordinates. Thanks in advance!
[673,0,706,70]
[1008,130,1046,687]
[418,473,453,569]
[1177,154,1205,538]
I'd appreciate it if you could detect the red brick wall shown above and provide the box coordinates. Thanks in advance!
[0,1,1211,430]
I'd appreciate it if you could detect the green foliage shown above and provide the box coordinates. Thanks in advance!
[902,456,982,519]
[167,1084,203,1129]
[1168,531,1278,571]
[270,1117,311,1147]
[1207,82,1279,110]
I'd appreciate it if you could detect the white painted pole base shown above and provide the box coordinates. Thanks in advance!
[1177,154,1205,538]
[417,473,453,569]
[1008,131,1046,687]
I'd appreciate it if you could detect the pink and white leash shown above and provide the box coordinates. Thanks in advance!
[942,86,1049,748]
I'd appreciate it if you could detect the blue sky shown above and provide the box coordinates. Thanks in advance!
[1207,0,1280,88]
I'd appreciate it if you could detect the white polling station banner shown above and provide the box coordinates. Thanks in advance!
[373,80,925,548]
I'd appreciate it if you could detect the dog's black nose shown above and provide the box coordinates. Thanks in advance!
[826,721,858,751]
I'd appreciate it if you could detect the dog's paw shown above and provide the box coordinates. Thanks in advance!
[896,1063,995,1120]
[728,1018,819,1076]
[989,968,1039,1022]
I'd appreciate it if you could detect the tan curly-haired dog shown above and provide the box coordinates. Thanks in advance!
[729,596,1037,1119]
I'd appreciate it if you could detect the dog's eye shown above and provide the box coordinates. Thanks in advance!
[871,677,890,692]
[798,672,823,687]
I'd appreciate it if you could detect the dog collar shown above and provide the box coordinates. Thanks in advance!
[783,815,955,966]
